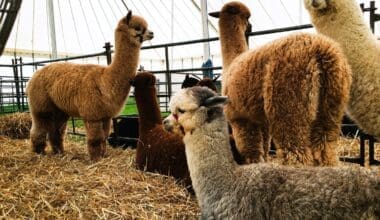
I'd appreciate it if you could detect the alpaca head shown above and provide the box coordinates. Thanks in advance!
[130,71,156,90]
[209,1,252,37]
[116,11,154,46]
[181,74,200,89]
[163,87,228,135]
[304,0,357,21]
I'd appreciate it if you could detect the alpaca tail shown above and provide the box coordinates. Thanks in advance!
[310,37,352,165]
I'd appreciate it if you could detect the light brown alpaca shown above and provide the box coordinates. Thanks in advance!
[210,2,351,165]
[26,11,153,161]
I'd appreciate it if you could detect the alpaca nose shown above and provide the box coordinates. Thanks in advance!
[163,118,173,132]
[147,30,154,40]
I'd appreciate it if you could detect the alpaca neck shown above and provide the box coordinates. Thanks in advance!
[184,117,237,207]
[135,88,162,131]
[219,22,248,70]
[104,36,141,95]
[108,37,140,79]
[311,5,378,76]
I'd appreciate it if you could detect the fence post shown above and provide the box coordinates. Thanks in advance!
[0,77,3,113]
[12,58,21,112]
[103,42,113,65]
[360,1,380,33]
[164,46,172,112]
[18,57,26,111]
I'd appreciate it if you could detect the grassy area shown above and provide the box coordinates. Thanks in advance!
[1,97,170,131]
[0,104,28,115]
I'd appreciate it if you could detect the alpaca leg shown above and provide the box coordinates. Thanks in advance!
[48,115,69,154]
[262,128,271,161]
[30,114,49,154]
[270,122,314,165]
[311,120,340,166]
[101,118,112,156]
[230,120,265,163]
[84,120,106,161]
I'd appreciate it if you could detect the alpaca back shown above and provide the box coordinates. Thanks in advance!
[27,63,114,119]
[225,33,350,123]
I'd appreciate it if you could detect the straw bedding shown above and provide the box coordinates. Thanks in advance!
[0,136,199,219]
[0,112,31,139]
[0,113,379,219]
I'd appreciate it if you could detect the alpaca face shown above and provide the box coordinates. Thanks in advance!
[164,87,227,135]
[117,11,154,46]
[209,1,251,36]
[304,0,338,16]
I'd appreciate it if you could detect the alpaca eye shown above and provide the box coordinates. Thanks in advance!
[178,108,186,114]
[135,26,142,31]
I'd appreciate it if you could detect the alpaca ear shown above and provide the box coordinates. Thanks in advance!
[203,96,228,107]
[209,11,220,18]
[126,10,132,24]
[185,74,190,79]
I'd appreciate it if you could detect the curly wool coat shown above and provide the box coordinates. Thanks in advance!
[304,0,380,138]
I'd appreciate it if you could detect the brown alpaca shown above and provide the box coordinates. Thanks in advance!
[132,72,192,189]
[181,74,219,93]
[26,11,153,161]
[210,2,351,165]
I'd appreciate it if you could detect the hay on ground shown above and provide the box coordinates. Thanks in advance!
[0,136,199,219]
[0,112,32,139]
[0,133,378,219]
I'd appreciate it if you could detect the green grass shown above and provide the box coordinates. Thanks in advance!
[0,104,29,115]
[1,97,170,131]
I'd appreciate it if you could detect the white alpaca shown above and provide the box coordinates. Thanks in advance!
[164,86,379,219]
[304,0,380,138]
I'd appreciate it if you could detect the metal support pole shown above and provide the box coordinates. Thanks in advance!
[12,58,21,111]
[201,0,210,61]
[46,0,57,58]
[18,57,25,111]
[164,46,171,112]
[103,42,113,65]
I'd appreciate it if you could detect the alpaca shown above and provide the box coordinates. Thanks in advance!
[181,73,218,92]
[209,2,351,165]
[165,86,379,219]
[131,72,192,189]
[181,74,201,89]
[171,74,244,163]
[26,11,153,161]
[304,0,380,138]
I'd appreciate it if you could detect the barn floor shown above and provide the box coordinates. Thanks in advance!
[0,134,379,219]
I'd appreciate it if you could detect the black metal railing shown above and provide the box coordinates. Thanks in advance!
[0,1,379,165]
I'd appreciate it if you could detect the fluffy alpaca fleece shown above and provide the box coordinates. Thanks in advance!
[26,12,153,161]
[170,75,244,164]
[210,2,351,165]
[304,0,380,138]
[132,72,191,189]
[165,86,379,219]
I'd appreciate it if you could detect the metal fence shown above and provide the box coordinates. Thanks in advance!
[0,2,379,166]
